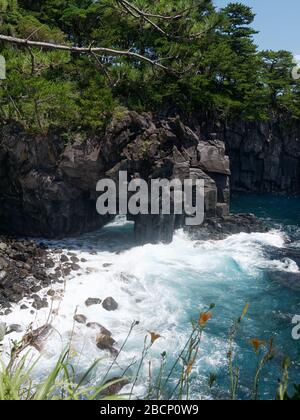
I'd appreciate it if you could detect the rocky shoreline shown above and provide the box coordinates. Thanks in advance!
[0,236,59,314]
[0,213,273,315]
[0,236,88,315]
[0,235,122,356]
[1,214,300,367]
[0,213,268,313]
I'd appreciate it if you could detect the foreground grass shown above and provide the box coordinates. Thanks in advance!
[0,305,299,400]
[0,349,128,400]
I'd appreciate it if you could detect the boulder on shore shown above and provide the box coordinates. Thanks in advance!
[85,298,102,307]
[74,314,87,324]
[102,297,118,312]
[96,333,118,356]
[87,322,112,336]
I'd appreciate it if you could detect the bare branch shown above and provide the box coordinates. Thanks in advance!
[118,0,191,21]
[26,25,46,41]
[8,94,23,121]
[90,51,115,86]
[26,46,35,75]
[117,0,170,37]
[116,0,214,41]
[0,34,171,71]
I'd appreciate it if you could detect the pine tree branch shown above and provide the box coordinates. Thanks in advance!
[0,34,171,71]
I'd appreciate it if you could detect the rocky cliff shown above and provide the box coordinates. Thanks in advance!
[0,112,230,243]
[191,117,300,194]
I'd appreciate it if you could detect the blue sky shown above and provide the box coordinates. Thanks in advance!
[214,0,299,55]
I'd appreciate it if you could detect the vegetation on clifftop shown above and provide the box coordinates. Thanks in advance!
[0,0,299,132]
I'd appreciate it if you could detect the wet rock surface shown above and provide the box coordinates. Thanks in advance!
[74,314,87,324]
[0,236,61,311]
[187,213,268,241]
[0,237,90,310]
[265,245,300,267]
[100,377,129,398]
[268,271,300,292]
[102,297,119,312]
[8,324,23,333]
[96,333,118,356]
[262,245,300,292]
[1,111,300,247]
[87,322,112,336]
[85,298,102,307]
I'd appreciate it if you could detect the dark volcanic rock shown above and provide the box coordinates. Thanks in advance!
[87,322,112,336]
[96,333,117,356]
[1,110,300,248]
[60,255,69,263]
[268,271,300,292]
[102,297,118,312]
[0,236,59,308]
[8,324,23,333]
[74,314,87,324]
[186,213,267,241]
[32,295,48,310]
[85,298,102,307]
[71,263,81,271]
[192,116,300,194]
[226,120,300,194]
[265,246,300,267]
[100,377,129,398]
[0,112,231,244]
[4,111,293,245]
[0,236,85,308]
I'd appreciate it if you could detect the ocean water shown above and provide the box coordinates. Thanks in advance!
[2,194,300,400]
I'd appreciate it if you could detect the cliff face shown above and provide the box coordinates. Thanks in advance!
[1,111,298,243]
[225,119,300,194]
[192,117,300,194]
[0,112,230,243]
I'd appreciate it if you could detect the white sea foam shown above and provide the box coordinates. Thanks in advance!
[1,220,294,396]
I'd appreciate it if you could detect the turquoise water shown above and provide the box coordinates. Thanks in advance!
[3,194,300,400]
[232,193,300,231]
[228,194,300,399]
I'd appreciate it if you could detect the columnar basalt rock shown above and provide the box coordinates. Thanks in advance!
[0,112,231,243]
[225,120,300,194]
[192,117,300,194]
